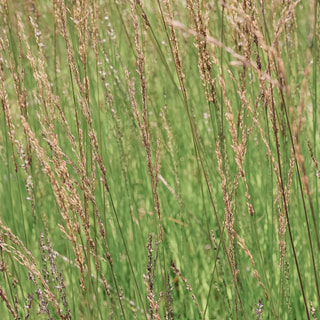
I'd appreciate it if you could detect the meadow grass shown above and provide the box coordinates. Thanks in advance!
[0,0,319,319]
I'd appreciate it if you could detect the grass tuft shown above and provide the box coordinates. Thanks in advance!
[0,0,319,319]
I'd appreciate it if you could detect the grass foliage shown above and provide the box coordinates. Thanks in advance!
[0,0,319,319]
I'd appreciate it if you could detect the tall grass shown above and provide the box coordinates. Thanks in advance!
[0,0,319,319]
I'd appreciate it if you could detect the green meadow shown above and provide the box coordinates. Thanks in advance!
[0,0,319,319]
